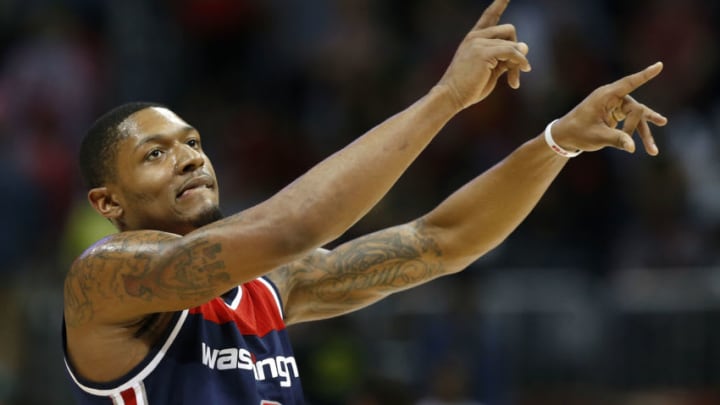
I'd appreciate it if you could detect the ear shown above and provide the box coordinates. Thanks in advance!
[88,187,123,220]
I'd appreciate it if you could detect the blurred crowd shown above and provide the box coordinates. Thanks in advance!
[1,0,719,404]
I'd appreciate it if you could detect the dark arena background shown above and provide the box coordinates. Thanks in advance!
[1,0,719,404]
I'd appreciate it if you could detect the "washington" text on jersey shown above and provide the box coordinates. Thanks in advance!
[201,342,299,387]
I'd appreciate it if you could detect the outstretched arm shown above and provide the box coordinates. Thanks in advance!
[270,63,668,324]
[65,0,531,326]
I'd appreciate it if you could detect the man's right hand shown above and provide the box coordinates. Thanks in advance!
[436,0,531,111]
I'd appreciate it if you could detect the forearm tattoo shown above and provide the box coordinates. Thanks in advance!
[122,237,228,300]
[64,232,229,326]
[298,220,445,311]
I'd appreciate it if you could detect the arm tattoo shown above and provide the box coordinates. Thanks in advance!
[122,237,228,301]
[64,232,230,326]
[311,220,444,304]
[64,262,97,327]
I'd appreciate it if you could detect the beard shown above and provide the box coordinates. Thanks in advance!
[190,205,225,228]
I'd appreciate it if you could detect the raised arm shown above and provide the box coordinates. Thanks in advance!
[270,63,668,324]
[65,0,531,327]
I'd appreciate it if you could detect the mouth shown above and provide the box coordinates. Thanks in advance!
[176,175,214,200]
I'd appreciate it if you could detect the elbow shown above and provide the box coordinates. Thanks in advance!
[420,217,505,273]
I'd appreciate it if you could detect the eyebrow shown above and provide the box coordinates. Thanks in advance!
[133,126,198,151]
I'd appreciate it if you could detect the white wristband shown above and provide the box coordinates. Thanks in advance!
[544,119,582,158]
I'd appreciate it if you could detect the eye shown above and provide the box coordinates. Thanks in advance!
[187,138,200,148]
[146,149,164,161]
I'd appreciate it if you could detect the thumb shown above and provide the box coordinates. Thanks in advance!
[605,128,636,153]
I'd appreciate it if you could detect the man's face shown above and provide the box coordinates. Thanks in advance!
[108,107,221,234]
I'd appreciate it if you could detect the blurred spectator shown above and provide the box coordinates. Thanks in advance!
[415,356,485,405]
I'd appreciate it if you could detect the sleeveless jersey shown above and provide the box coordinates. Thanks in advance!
[63,277,305,404]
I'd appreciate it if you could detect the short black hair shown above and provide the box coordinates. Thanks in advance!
[79,102,167,189]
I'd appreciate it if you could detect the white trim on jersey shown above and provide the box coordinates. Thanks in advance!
[65,309,189,398]
[258,277,284,320]
[224,285,242,310]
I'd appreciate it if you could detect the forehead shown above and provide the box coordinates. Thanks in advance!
[119,107,192,141]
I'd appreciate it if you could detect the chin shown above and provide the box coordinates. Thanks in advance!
[190,205,224,228]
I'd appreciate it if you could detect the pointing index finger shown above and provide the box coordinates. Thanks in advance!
[608,62,663,97]
[474,0,510,30]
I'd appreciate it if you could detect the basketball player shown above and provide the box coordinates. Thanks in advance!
[63,0,667,403]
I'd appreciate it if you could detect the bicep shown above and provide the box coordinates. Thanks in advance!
[64,230,234,326]
[279,220,450,325]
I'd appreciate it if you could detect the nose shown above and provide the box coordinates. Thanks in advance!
[176,144,205,174]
